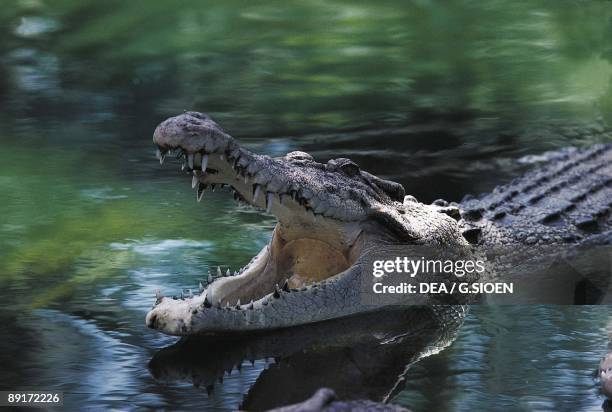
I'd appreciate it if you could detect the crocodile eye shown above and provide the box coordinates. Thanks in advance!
[341,163,359,176]
[330,158,360,177]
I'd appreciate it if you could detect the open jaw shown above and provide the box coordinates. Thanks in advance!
[144,112,395,335]
[144,111,466,335]
[146,230,364,336]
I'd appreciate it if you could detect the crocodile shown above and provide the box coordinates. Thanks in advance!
[266,389,410,412]
[145,111,612,336]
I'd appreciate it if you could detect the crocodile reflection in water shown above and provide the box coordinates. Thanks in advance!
[148,306,464,411]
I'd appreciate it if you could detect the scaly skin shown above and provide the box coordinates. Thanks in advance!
[146,112,472,335]
[145,111,611,335]
[456,144,612,303]
[458,143,612,251]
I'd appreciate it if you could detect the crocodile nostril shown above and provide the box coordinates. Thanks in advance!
[147,314,158,329]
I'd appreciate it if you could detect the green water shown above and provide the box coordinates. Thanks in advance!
[1,1,612,410]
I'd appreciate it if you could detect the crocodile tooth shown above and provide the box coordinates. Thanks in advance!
[192,174,198,189]
[217,266,222,276]
[225,301,230,309]
[211,183,216,192]
[159,153,165,165]
[236,299,241,309]
[199,282,204,292]
[282,279,290,292]
[248,300,254,310]
[187,154,194,169]
[226,268,231,276]
[181,162,187,171]
[266,192,274,213]
[273,284,281,298]
[197,182,206,202]
[253,184,262,203]
[201,154,209,172]
[203,297,212,308]
[207,273,213,284]
[234,271,238,276]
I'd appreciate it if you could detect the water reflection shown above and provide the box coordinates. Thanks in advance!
[398,306,609,412]
[149,308,462,411]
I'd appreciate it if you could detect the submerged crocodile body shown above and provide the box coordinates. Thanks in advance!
[145,112,612,336]
[267,388,409,412]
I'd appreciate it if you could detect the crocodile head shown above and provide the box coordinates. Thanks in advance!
[145,112,469,335]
